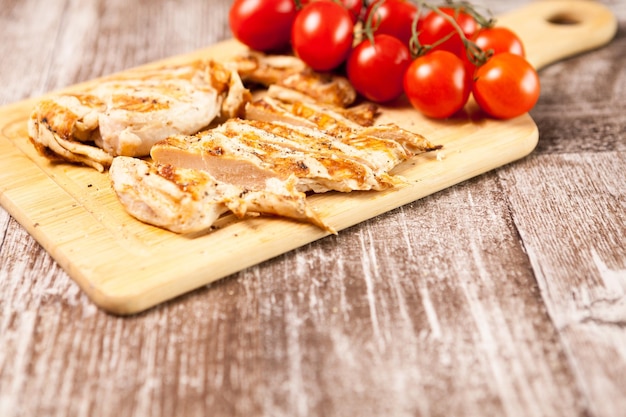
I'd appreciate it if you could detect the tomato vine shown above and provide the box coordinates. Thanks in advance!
[229,0,540,119]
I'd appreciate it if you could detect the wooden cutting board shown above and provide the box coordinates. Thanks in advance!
[0,1,616,315]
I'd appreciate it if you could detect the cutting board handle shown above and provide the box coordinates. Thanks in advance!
[496,0,617,70]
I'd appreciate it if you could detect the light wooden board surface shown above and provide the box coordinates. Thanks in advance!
[0,0,617,314]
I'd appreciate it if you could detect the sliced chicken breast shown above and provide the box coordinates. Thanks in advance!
[151,104,440,195]
[110,156,333,234]
[245,97,440,157]
[230,51,356,107]
[29,60,251,171]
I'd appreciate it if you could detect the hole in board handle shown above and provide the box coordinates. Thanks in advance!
[546,12,582,25]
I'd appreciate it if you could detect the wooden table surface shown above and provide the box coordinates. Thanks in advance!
[1,0,625,416]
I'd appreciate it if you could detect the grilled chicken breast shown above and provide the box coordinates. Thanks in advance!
[110,156,332,234]
[28,60,250,171]
[231,51,356,108]
[32,51,440,234]
[151,99,441,194]
[152,126,393,194]
[245,96,379,128]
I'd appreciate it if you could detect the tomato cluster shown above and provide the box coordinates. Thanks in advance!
[229,0,540,120]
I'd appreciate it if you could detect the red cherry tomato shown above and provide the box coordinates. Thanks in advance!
[291,1,354,71]
[299,0,363,23]
[404,50,471,119]
[473,26,525,57]
[364,0,420,48]
[347,34,411,103]
[472,53,540,119]
[463,26,526,84]
[229,0,297,52]
[419,7,477,56]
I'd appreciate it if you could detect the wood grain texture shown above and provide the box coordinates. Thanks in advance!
[1,0,625,416]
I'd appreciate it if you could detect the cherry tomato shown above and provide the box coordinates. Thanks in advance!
[473,27,525,57]
[347,34,411,103]
[472,53,540,119]
[404,50,471,119]
[229,0,297,52]
[291,1,354,71]
[419,7,477,56]
[462,27,526,85]
[364,0,420,48]
[299,0,363,23]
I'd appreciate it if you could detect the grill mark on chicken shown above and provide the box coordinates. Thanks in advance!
[227,119,404,176]
[110,95,172,112]
[230,120,403,190]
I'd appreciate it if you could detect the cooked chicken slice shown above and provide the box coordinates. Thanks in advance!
[110,156,229,233]
[28,94,113,171]
[152,131,390,194]
[244,98,317,130]
[335,103,379,127]
[230,51,356,107]
[151,114,430,193]
[228,119,408,176]
[110,156,333,234]
[360,124,442,155]
[245,98,441,156]
[268,71,356,108]
[245,96,378,129]
[230,51,307,86]
[283,100,370,131]
[28,60,251,172]
[222,119,404,192]
[246,97,366,135]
